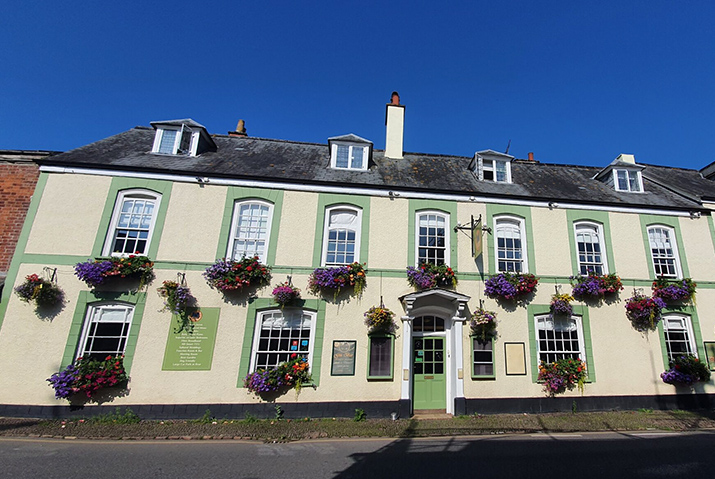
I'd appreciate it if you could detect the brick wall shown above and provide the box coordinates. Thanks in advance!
[0,162,40,275]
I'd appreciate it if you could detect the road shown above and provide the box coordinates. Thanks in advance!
[1,431,714,478]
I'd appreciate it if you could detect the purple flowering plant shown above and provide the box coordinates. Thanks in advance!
[157,280,197,333]
[538,358,586,396]
[308,262,366,300]
[624,292,667,331]
[364,306,398,335]
[484,272,538,300]
[244,356,312,397]
[661,354,711,386]
[47,355,128,402]
[74,255,155,290]
[652,276,696,303]
[570,273,623,300]
[14,273,65,308]
[470,308,497,342]
[550,293,574,317]
[203,256,271,292]
[406,263,457,290]
[271,282,301,308]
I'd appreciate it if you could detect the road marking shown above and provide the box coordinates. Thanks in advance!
[630,432,681,437]
[529,434,583,438]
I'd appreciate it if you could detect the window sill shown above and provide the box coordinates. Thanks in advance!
[471,375,496,380]
[367,376,394,381]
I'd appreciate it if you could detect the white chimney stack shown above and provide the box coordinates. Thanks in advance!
[385,91,404,159]
[616,153,636,164]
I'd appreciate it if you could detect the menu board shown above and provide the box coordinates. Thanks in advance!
[331,340,357,376]
[162,308,219,371]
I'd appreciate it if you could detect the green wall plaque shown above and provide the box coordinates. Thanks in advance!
[162,308,220,371]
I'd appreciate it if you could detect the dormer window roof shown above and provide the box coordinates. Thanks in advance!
[470,150,514,183]
[150,119,216,156]
[328,134,373,171]
[593,154,645,193]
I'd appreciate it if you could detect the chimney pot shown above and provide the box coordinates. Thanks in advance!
[390,91,400,105]
[528,152,534,162]
[229,119,247,137]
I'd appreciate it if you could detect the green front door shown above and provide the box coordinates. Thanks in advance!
[413,336,446,410]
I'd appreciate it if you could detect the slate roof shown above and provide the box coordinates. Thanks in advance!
[41,126,715,212]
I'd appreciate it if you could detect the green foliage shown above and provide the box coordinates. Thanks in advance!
[353,408,367,422]
[274,405,284,420]
[193,409,215,424]
[243,412,259,423]
[89,407,141,424]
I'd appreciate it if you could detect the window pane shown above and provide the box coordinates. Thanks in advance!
[351,147,364,169]
[336,145,349,168]
[496,219,524,272]
[253,310,313,371]
[417,214,447,265]
[232,202,271,262]
[158,130,177,154]
[369,337,392,377]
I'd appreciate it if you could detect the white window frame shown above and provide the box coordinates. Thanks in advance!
[249,309,317,372]
[493,215,528,273]
[647,225,682,278]
[321,205,362,266]
[479,158,512,183]
[227,199,274,263]
[662,314,697,361]
[415,211,450,266]
[535,314,586,365]
[573,221,608,275]
[76,303,135,360]
[330,142,369,171]
[102,189,161,257]
[613,168,643,192]
[152,125,197,156]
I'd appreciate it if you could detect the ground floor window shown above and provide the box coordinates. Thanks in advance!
[368,335,394,379]
[472,338,494,378]
[662,314,696,360]
[77,303,135,360]
[250,309,316,371]
[535,314,585,364]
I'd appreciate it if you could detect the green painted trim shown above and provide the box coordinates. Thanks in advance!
[657,305,705,369]
[407,199,458,269]
[527,304,595,383]
[237,298,326,388]
[59,291,147,373]
[470,336,496,379]
[565,210,616,276]
[639,214,690,279]
[0,173,50,333]
[311,194,371,268]
[707,214,715,260]
[91,177,173,259]
[214,187,284,265]
[367,334,395,380]
[486,204,535,275]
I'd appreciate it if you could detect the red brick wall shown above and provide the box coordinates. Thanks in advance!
[0,163,40,274]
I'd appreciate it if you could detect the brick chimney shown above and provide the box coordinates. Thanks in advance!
[528,152,534,162]
[229,119,247,137]
[384,91,404,159]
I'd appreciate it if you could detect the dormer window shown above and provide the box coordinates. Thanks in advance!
[593,154,645,193]
[150,119,217,157]
[614,169,642,192]
[472,150,513,183]
[328,134,372,171]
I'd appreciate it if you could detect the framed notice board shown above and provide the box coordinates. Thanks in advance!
[331,340,356,376]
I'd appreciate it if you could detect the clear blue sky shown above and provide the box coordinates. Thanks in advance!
[3,1,715,169]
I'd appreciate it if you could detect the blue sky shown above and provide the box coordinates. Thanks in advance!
[2,1,715,169]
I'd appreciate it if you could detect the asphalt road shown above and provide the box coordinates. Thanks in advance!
[1,431,714,478]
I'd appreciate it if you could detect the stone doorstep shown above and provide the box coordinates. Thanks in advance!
[412,409,453,420]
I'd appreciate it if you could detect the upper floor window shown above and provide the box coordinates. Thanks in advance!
[77,303,135,360]
[535,314,585,365]
[613,168,642,192]
[416,211,449,265]
[647,225,681,278]
[228,200,273,263]
[473,150,513,183]
[328,134,372,171]
[574,222,607,275]
[153,126,195,155]
[103,189,161,257]
[662,314,696,361]
[322,206,362,266]
[494,215,527,273]
[249,309,316,372]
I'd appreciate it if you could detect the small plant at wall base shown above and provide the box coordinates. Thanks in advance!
[364,306,398,335]
[538,358,586,396]
[308,262,366,299]
[470,308,497,342]
[550,293,574,317]
[74,255,155,289]
[244,356,312,397]
[625,292,666,332]
[14,274,65,308]
[652,276,696,303]
[203,257,272,292]
[484,272,538,300]
[570,273,623,300]
[661,354,711,386]
[405,263,457,289]
[47,355,128,402]
[272,282,301,308]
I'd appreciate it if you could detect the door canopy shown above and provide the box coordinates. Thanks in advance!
[400,288,471,322]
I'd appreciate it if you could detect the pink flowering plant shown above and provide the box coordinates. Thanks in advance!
[652,276,696,303]
[244,356,312,397]
[625,292,666,331]
[308,262,366,299]
[570,273,623,300]
[470,308,497,342]
[364,306,398,335]
[271,282,301,307]
[484,272,538,300]
[74,255,155,290]
[14,274,65,308]
[203,256,271,292]
[550,293,574,317]
[661,354,711,386]
[47,355,128,402]
[538,358,586,396]
[406,263,457,289]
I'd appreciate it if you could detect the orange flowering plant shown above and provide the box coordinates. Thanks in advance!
[538,358,586,396]
[244,355,312,397]
[308,262,366,300]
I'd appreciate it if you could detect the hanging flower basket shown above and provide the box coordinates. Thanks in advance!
[570,273,623,300]
[307,262,366,299]
[484,272,538,300]
[14,274,65,308]
[157,280,197,333]
[272,282,301,308]
[364,306,398,335]
[624,292,666,331]
[244,356,312,397]
[47,355,128,402]
[406,263,457,289]
[203,257,271,292]
[661,354,711,386]
[538,358,586,396]
[74,256,155,290]
[550,293,574,317]
[470,308,497,342]
[652,276,696,303]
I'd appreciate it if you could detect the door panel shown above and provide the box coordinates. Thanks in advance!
[413,336,446,410]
